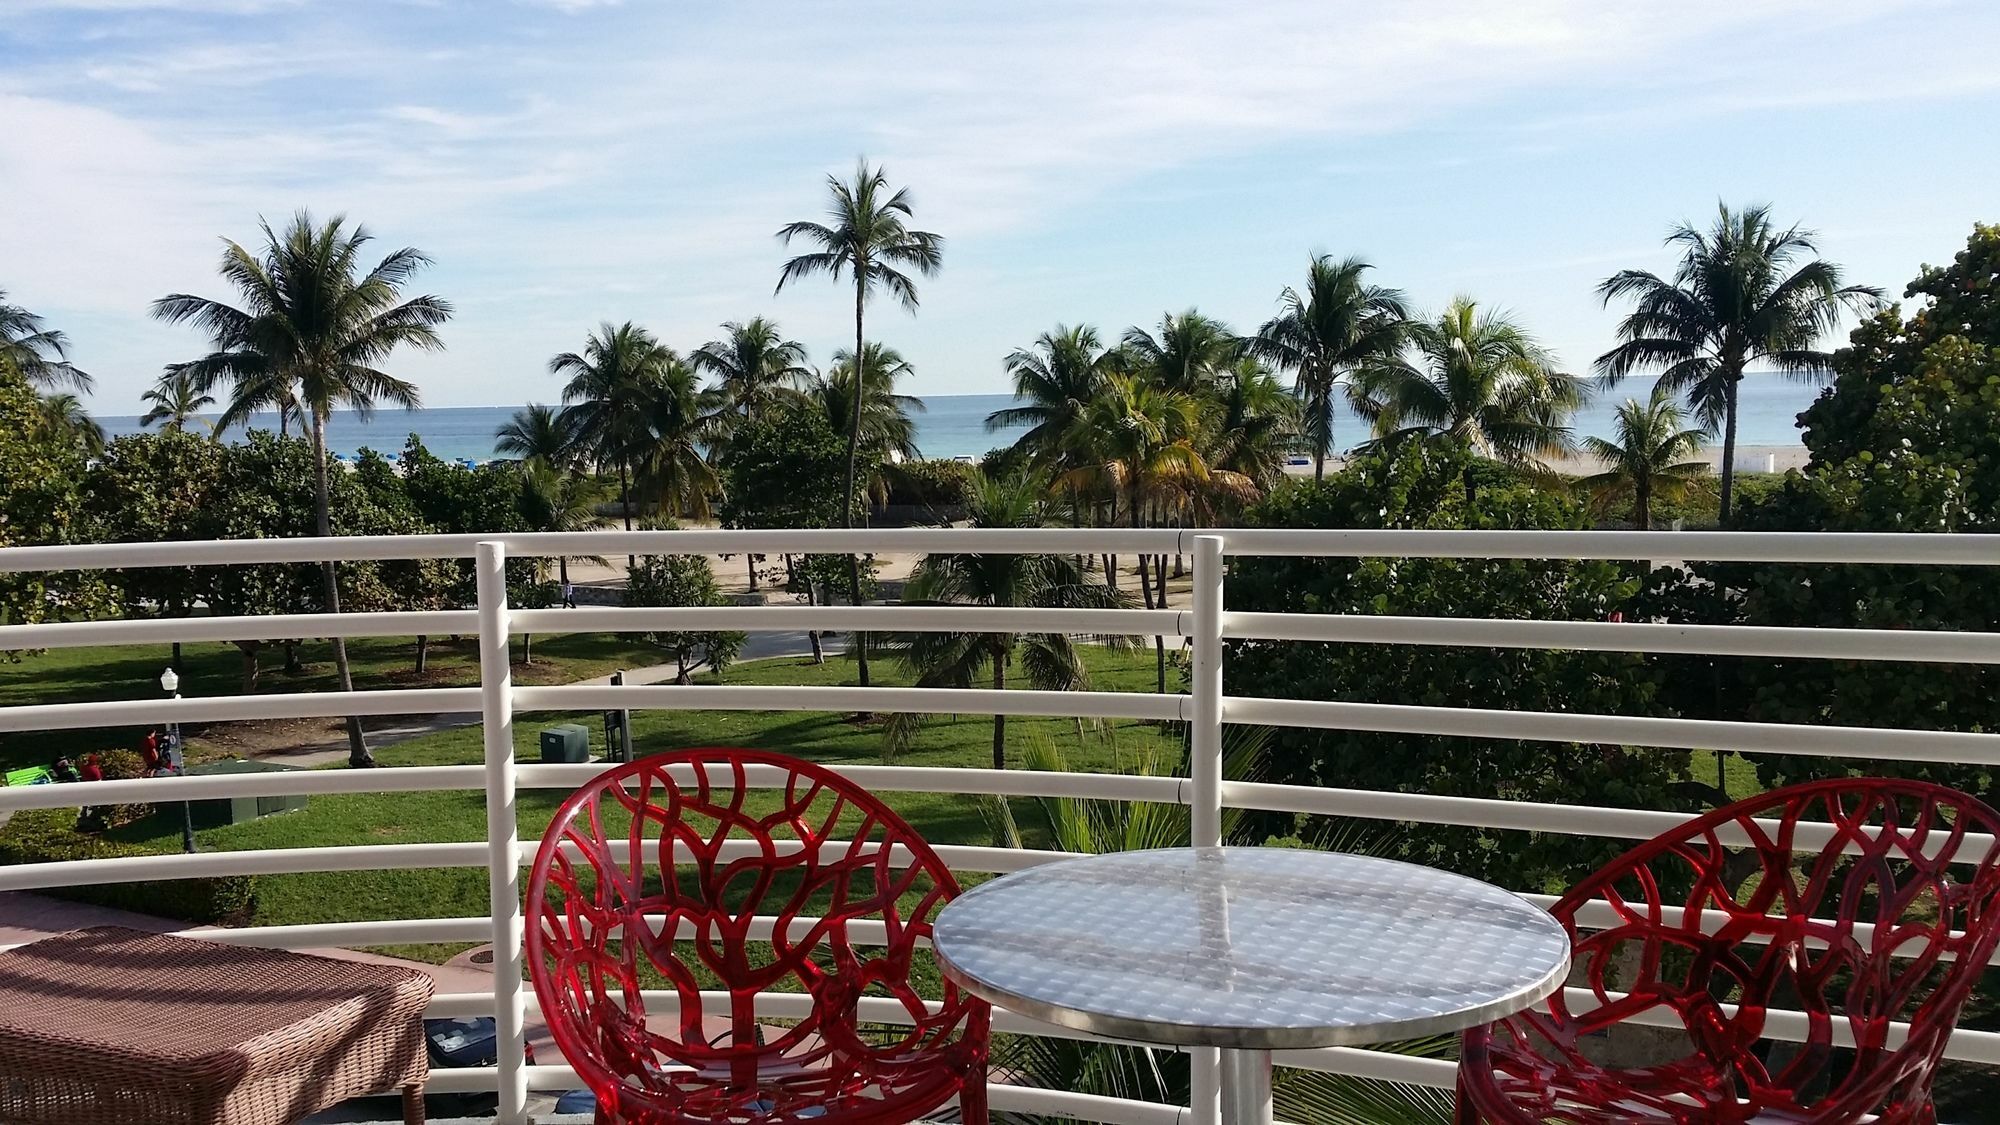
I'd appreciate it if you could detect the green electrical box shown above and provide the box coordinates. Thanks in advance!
[176,759,309,830]
[540,723,591,763]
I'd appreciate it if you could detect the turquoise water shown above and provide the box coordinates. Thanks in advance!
[97,376,1821,464]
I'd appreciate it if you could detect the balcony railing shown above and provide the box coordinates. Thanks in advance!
[1,527,1997,1124]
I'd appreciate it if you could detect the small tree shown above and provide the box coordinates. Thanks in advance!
[1576,383,1710,530]
[627,546,744,683]
[81,431,227,670]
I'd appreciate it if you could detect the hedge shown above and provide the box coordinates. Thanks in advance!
[0,808,256,924]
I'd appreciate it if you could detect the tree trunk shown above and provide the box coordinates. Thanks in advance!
[1104,495,1119,591]
[171,641,184,675]
[521,633,533,665]
[1313,377,1330,483]
[846,273,872,693]
[237,641,261,694]
[283,639,302,676]
[619,461,635,570]
[310,413,374,768]
[414,635,429,674]
[558,556,570,586]
[1718,369,1742,526]
[1635,478,1652,533]
[1133,485,1166,694]
[804,575,826,665]
[676,652,690,685]
[991,656,1008,771]
[747,553,758,592]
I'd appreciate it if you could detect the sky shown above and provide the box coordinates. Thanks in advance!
[3,0,1997,415]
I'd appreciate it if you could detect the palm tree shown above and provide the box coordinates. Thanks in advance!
[552,322,678,556]
[139,367,216,434]
[1596,203,1879,523]
[819,343,922,506]
[152,210,451,768]
[494,403,577,472]
[776,158,943,689]
[35,392,105,457]
[1205,357,1300,500]
[1059,374,1209,694]
[1120,310,1238,394]
[986,324,1114,466]
[518,464,609,587]
[632,354,722,521]
[1353,298,1580,502]
[0,289,91,391]
[1250,255,1408,480]
[691,317,810,424]
[882,471,1133,769]
[1579,383,1712,531]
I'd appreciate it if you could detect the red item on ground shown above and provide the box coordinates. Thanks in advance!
[526,747,991,1125]
[77,756,103,783]
[1455,778,2000,1124]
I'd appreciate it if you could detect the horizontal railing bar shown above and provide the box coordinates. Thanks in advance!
[1217,781,1998,862]
[1562,986,2000,1066]
[1223,696,2000,764]
[515,684,1188,722]
[4,528,1998,576]
[0,764,487,812]
[0,842,488,891]
[516,762,1188,804]
[0,611,480,650]
[1213,528,2000,565]
[0,916,491,956]
[1224,612,2000,665]
[509,605,1189,637]
[0,688,480,734]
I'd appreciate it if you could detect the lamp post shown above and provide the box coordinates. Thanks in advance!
[160,667,195,854]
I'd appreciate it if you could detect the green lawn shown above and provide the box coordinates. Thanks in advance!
[0,632,670,772]
[95,647,1178,962]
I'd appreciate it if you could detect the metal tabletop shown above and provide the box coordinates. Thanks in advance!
[932,846,1570,1051]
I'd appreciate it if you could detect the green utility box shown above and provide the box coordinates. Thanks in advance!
[540,723,591,763]
[178,759,309,830]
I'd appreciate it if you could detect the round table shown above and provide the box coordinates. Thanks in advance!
[931,847,1570,1125]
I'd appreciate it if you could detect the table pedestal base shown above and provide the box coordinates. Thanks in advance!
[1221,1048,1273,1125]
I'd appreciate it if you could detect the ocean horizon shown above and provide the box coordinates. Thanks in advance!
[97,375,1825,465]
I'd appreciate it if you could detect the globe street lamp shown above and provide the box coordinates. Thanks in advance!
[160,667,195,854]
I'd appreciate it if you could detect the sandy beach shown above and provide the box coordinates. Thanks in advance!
[1281,444,1807,478]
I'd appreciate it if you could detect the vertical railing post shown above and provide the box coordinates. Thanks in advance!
[1189,533,1226,1125]
[476,542,528,1122]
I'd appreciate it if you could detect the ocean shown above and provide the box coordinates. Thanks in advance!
[97,375,1823,465]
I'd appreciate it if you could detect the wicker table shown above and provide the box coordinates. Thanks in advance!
[0,926,435,1125]
[933,847,1571,1125]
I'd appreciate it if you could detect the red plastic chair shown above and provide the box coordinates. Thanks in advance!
[526,748,990,1124]
[1456,779,2000,1124]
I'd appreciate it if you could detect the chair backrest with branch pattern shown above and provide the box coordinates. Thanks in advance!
[526,748,986,1122]
[1540,779,2000,1118]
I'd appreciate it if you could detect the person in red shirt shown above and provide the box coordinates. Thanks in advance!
[78,754,104,783]
[141,730,162,775]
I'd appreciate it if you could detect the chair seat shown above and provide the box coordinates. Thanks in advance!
[591,1043,973,1124]
[1465,1037,1857,1123]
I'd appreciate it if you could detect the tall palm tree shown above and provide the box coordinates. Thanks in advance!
[691,317,809,425]
[1353,298,1580,502]
[152,210,451,768]
[518,464,609,587]
[139,367,216,434]
[776,158,943,690]
[1205,357,1300,499]
[494,403,577,473]
[881,471,1133,770]
[1596,203,1879,522]
[0,288,92,391]
[552,322,677,549]
[986,324,1114,466]
[35,392,106,457]
[1250,255,1408,480]
[633,354,722,521]
[1579,383,1712,531]
[1059,374,1208,694]
[819,342,922,505]
[1120,310,1238,394]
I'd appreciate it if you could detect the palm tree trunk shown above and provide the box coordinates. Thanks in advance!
[619,461,635,570]
[559,556,570,586]
[847,275,872,692]
[1636,477,1652,532]
[310,412,374,768]
[1313,378,1330,483]
[414,635,429,674]
[1133,485,1165,694]
[1104,495,1118,591]
[1718,371,1742,526]
[237,641,260,694]
[747,553,758,592]
[991,656,1008,771]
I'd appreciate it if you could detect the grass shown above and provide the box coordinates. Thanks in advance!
[95,646,1178,962]
[0,632,670,772]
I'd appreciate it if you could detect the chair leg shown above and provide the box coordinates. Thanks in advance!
[1452,1072,1478,1125]
[401,1083,425,1125]
[959,1072,991,1125]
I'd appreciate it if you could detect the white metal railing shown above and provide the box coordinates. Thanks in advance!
[1,527,1998,1124]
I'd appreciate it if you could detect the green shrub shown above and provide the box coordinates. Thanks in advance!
[885,458,976,509]
[0,808,256,924]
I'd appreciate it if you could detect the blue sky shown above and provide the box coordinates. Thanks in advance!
[3,0,1997,413]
